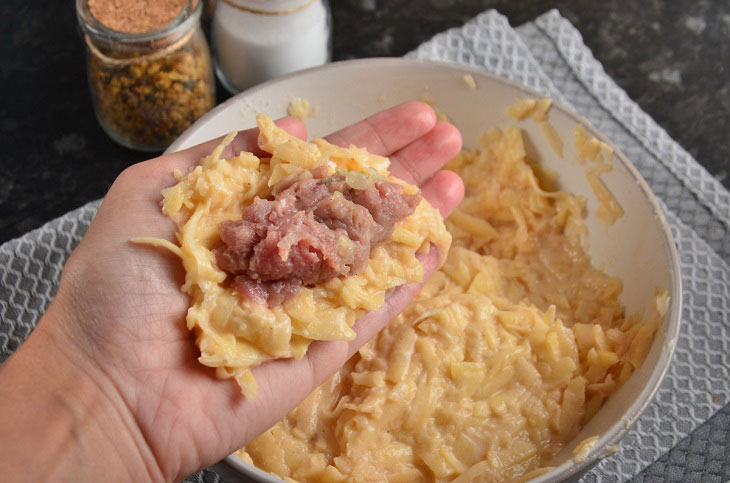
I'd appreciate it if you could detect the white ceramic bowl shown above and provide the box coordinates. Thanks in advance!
[168,58,681,482]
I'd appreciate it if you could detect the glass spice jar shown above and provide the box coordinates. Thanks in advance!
[77,0,215,152]
[212,0,331,94]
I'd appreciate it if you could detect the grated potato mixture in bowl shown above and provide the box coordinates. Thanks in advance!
[236,123,668,482]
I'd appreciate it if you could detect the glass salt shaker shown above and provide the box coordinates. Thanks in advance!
[212,0,332,93]
[77,0,215,152]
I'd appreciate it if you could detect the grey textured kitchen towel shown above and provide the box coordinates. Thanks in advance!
[1,9,728,483]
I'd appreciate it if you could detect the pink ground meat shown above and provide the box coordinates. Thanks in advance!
[215,170,421,307]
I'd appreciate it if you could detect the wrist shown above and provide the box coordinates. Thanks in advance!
[0,305,164,482]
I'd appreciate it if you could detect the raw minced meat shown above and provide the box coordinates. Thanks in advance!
[215,170,421,306]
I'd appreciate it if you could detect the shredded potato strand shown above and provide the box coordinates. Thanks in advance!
[131,237,185,259]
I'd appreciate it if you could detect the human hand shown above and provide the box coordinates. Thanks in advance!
[0,101,463,482]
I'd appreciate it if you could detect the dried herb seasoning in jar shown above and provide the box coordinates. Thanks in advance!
[77,0,215,152]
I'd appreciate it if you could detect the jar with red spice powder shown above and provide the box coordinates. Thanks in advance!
[76,0,215,151]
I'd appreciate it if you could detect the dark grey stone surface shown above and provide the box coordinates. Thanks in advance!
[0,0,728,245]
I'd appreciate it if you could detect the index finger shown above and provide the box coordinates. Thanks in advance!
[325,101,437,157]
[325,102,462,187]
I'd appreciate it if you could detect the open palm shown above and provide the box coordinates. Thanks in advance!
[35,101,463,481]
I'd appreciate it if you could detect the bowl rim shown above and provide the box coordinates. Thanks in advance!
[169,57,682,483]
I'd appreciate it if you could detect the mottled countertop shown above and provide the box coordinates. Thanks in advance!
[0,0,728,244]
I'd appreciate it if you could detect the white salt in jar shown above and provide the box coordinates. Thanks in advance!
[212,0,331,93]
